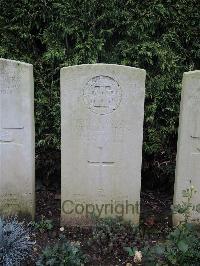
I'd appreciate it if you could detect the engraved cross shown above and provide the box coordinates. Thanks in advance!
[87,146,115,179]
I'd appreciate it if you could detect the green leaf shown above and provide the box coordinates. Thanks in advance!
[124,247,136,257]
[155,245,165,255]
[178,241,189,252]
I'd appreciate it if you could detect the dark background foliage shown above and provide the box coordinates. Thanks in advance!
[0,0,199,192]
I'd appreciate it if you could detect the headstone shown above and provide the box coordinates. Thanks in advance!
[61,64,146,225]
[0,59,35,219]
[174,70,200,224]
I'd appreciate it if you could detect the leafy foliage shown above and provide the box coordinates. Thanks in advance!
[36,235,87,266]
[0,0,199,187]
[32,215,54,232]
[125,186,200,265]
[173,185,198,223]
[0,217,34,266]
[142,222,200,265]
[160,223,200,265]
[86,217,140,260]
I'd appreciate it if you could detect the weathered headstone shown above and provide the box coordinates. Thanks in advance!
[0,59,35,219]
[174,70,200,224]
[61,64,146,225]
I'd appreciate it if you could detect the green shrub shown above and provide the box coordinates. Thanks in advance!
[36,235,88,266]
[158,223,200,265]
[125,186,200,265]
[32,216,54,232]
[153,186,200,265]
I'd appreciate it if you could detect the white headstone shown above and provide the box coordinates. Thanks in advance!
[0,59,35,219]
[61,64,146,225]
[174,70,200,224]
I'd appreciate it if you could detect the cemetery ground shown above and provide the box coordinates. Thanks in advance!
[31,187,173,265]
[1,183,200,266]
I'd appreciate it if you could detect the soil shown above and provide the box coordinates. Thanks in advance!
[31,189,173,265]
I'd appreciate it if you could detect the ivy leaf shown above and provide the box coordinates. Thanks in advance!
[178,241,189,252]
[155,245,165,255]
[124,247,136,257]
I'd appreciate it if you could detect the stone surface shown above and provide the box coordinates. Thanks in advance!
[0,59,35,219]
[173,70,200,224]
[61,64,146,225]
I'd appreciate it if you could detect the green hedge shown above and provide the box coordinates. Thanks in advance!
[1,0,199,189]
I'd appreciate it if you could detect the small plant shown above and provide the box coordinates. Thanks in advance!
[124,186,200,265]
[36,235,88,266]
[160,224,200,265]
[173,185,197,223]
[0,217,34,266]
[86,217,139,261]
[32,215,53,232]
[155,186,200,265]
[141,186,200,265]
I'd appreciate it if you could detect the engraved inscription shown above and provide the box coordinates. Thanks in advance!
[83,75,122,115]
[188,97,200,139]
[0,89,13,94]
[191,106,200,138]
[0,71,23,128]
[0,131,13,142]
[0,195,20,210]
[190,98,200,154]
[190,96,200,100]
[0,75,19,94]
[73,118,127,142]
